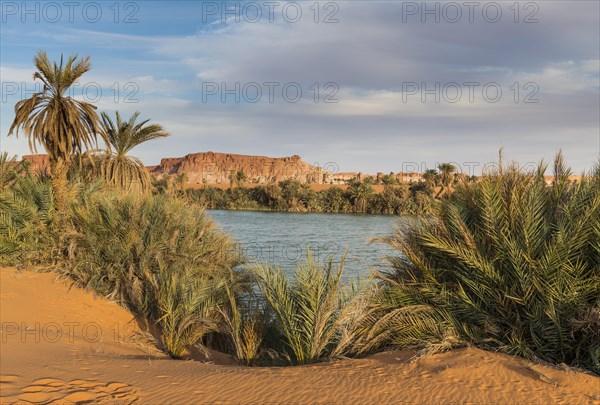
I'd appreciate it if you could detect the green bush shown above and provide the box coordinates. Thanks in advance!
[220,285,271,366]
[183,180,437,215]
[0,175,56,267]
[373,154,600,373]
[250,250,359,364]
[0,173,249,359]
[63,190,242,357]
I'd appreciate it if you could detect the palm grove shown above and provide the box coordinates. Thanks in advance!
[1,52,599,373]
[165,164,461,215]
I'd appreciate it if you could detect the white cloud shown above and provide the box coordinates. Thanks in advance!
[1,2,598,173]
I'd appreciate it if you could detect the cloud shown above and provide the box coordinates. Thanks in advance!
[1,1,598,173]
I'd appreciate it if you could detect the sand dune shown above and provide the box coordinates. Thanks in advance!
[1,267,598,404]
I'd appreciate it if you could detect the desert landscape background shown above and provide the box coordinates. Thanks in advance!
[1,19,598,402]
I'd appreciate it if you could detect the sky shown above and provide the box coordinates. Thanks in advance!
[1,0,599,175]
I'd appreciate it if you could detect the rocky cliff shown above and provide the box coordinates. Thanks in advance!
[151,152,329,185]
[21,155,50,174]
[17,152,429,185]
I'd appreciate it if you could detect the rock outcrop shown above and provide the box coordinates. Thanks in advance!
[17,152,431,185]
[21,155,50,174]
[151,152,329,185]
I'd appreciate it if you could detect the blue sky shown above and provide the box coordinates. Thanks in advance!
[1,0,599,174]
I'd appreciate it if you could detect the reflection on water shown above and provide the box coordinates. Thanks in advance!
[207,210,401,279]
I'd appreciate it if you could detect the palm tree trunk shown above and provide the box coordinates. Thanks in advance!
[50,159,69,221]
[435,185,445,198]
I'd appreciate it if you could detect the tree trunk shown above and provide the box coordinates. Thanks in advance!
[50,159,69,222]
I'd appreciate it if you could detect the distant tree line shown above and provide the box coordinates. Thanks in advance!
[153,166,473,215]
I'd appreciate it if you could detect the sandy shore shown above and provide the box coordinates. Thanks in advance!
[1,267,598,404]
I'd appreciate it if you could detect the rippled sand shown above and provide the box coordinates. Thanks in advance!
[1,267,598,404]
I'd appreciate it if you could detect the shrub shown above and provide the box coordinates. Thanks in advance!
[0,152,28,190]
[220,285,270,366]
[250,250,357,364]
[0,175,56,267]
[63,190,242,357]
[374,154,600,373]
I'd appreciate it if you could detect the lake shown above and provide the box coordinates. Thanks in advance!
[208,210,401,279]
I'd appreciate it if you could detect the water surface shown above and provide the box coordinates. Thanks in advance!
[208,210,400,279]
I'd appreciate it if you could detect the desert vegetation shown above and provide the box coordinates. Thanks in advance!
[8,51,106,218]
[158,161,466,215]
[355,154,600,374]
[94,110,169,193]
[181,176,441,215]
[250,250,360,365]
[1,51,598,374]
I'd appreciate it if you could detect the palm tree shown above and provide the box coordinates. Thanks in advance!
[229,169,236,190]
[8,50,105,214]
[437,163,456,197]
[250,249,351,364]
[374,154,600,373]
[347,178,373,212]
[97,111,169,193]
[421,169,438,197]
[381,174,397,191]
[235,170,247,188]
[323,186,345,212]
[438,163,456,188]
[422,169,437,186]
[265,181,281,206]
[175,172,188,192]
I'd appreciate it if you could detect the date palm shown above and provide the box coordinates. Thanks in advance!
[347,178,373,212]
[0,152,27,190]
[422,169,437,186]
[175,172,188,192]
[8,50,105,214]
[250,249,352,364]
[97,111,169,193]
[235,170,247,188]
[375,153,600,373]
[438,163,456,188]
[437,163,456,197]
[229,169,236,190]
[381,174,397,191]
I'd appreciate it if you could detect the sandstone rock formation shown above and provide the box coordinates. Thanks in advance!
[17,152,430,186]
[151,152,330,185]
[21,155,50,174]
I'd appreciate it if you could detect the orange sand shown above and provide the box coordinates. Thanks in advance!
[1,267,599,404]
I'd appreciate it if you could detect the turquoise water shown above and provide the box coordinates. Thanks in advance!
[207,210,401,279]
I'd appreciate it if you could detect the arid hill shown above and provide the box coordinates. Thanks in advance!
[18,152,423,186]
[18,153,586,187]
[151,152,329,185]
[20,154,49,174]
